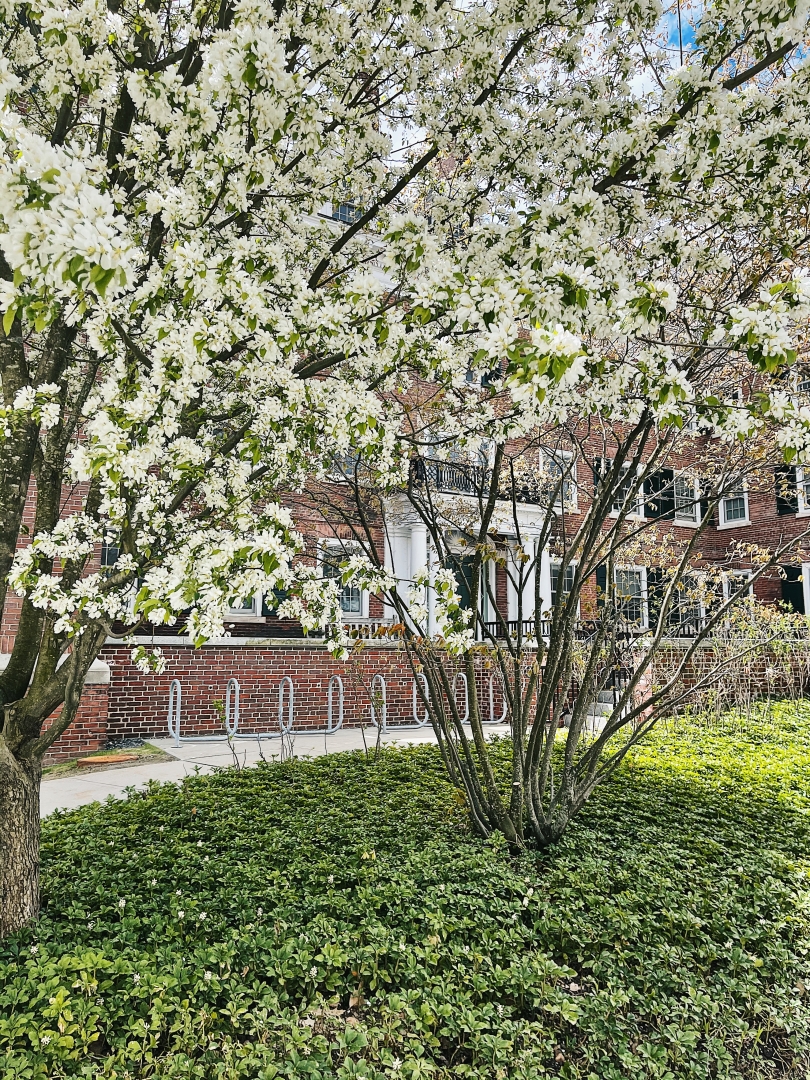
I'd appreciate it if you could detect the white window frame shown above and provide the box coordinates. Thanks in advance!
[673,473,701,527]
[614,565,648,627]
[722,570,754,602]
[718,483,750,529]
[549,559,579,615]
[797,467,810,516]
[540,449,578,510]
[321,540,368,618]
[609,463,644,519]
[668,572,705,632]
[226,592,264,622]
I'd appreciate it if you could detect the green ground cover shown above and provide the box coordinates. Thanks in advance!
[2,704,810,1079]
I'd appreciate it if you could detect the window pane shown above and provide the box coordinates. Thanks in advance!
[550,562,575,607]
[615,569,643,623]
[101,541,119,567]
[674,476,697,521]
[323,551,362,615]
[723,492,746,522]
[612,466,636,514]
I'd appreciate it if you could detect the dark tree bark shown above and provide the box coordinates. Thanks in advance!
[0,743,41,938]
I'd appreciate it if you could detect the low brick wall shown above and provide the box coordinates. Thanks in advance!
[102,639,425,740]
[99,638,511,741]
[43,683,109,764]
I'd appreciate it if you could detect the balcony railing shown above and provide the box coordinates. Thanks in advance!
[482,617,710,641]
[410,459,544,503]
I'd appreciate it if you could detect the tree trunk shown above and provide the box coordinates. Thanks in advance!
[0,747,41,937]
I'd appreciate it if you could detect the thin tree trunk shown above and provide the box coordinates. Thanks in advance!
[0,743,41,937]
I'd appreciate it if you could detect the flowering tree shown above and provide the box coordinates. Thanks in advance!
[316,425,810,849]
[2,0,810,932]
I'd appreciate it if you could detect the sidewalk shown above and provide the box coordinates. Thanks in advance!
[40,723,510,817]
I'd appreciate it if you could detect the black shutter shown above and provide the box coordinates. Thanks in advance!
[781,565,805,613]
[646,567,665,628]
[591,457,609,496]
[775,465,799,516]
[595,563,608,609]
[644,469,675,519]
[699,482,714,527]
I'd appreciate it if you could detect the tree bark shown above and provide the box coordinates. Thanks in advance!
[0,742,41,937]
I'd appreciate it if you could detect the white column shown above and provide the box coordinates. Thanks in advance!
[426,537,438,636]
[384,528,411,621]
[521,531,538,628]
[538,545,552,622]
[410,524,430,634]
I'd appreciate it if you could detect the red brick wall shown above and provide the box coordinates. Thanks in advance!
[101,642,509,739]
[42,684,109,765]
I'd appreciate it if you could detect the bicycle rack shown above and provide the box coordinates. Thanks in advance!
[167,677,244,743]
[369,673,387,731]
[168,679,182,747]
[278,675,294,734]
[225,678,240,736]
[487,673,508,724]
[327,674,344,732]
[412,674,430,726]
[453,671,470,722]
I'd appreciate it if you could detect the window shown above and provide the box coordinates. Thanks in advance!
[322,545,363,615]
[674,475,700,524]
[330,451,362,481]
[332,201,362,225]
[227,594,262,619]
[669,575,704,632]
[550,561,575,608]
[798,467,810,514]
[720,485,748,527]
[540,450,577,508]
[101,541,119,567]
[722,570,753,602]
[615,568,645,625]
[594,459,643,516]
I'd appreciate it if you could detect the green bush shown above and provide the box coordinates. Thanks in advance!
[2,703,810,1078]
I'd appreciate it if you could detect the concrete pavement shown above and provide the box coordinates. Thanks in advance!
[40,723,510,817]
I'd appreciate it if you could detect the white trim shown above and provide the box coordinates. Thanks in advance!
[722,569,754,601]
[613,565,648,628]
[673,473,701,528]
[226,593,264,622]
[797,467,810,516]
[320,539,368,618]
[539,448,578,510]
[607,462,645,519]
[549,559,580,616]
[718,485,749,529]
[803,563,810,615]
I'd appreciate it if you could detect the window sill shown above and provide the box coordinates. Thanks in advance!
[673,517,700,529]
[225,614,265,623]
[717,518,751,531]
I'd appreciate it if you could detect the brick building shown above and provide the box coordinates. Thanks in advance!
[3,428,808,762]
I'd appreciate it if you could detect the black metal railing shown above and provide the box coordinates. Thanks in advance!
[482,616,710,641]
[410,459,544,503]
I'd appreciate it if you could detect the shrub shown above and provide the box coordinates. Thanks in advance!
[2,704,810,1078]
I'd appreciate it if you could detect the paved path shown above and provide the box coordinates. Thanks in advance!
[40,724,510,817]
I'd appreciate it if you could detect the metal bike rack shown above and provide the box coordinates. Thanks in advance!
[327,674,344,732]
[369,673,387,731]
[225,678,240,736]
[487,672,508,724]
[453,671,470,722]
[168,679,182,747]
[278,675,294,734]
[411,674,430,726]
[167,677,244,743]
